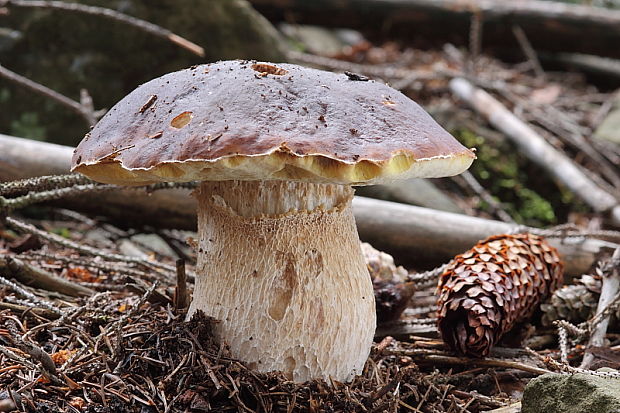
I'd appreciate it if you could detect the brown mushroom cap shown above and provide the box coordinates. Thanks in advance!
[72,60,474,185]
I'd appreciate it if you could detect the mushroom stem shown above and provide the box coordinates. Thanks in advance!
[189,180,376,382]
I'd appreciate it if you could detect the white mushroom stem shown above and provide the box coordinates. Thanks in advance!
[188,180,376,382]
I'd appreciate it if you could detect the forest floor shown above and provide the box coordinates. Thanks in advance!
[2,38,620,412]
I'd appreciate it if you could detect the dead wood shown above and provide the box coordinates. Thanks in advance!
[0,65,100,127]
[1,135,616,276]
[252,0,620,59]
[580,248,620,369]
[450,78,620,225]
[0,256,93,297]
[0,134,197,230]
[5,0,205,57]
[353,197,617,277]
[356,178,465,214]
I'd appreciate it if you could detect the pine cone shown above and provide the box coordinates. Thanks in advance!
[362,242,415,323]
[541,274,620,328]
[437,233,563,357]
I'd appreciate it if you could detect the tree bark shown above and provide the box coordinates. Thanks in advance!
[1,135,615,275]
[251,0,620,59]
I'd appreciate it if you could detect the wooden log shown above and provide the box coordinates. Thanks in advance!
[0,135,197,230]
[252,0,620,59]
[353,197,616,277]
[356,178,465,214]
[449,78,620,225]
[1,135,614,275]
[0,134,73,179]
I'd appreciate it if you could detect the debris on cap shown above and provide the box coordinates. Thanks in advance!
[71,60,474,186]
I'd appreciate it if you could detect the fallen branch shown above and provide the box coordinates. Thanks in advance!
[0,64,98,126]
[1,136,616,276]
[253,0,620,59]
[0,173,90,197]
[0,275,63,315]
[288,50,458,82]
[385,350,552,376]
[4,0,205,57]
[450,77,620,224]
[580,248,620,369]
[4,217,176,274]
[353,197,617,277]
[0,256,93,297]
[0,301,59,319]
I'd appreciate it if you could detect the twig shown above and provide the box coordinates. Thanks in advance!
[495,87,620,190]
[4,0,205,57]
[412,354,551,376]
[458,171,515,224]
[5,217,176,274]
[581,248,620,369]
[0,174,91,197]
[0,256,93,297]
[383,347,550,375]
[3,319,57,377]
[526,347,620,378]
[0,64,97,126]
[0,301,59,319]
[0,275,63,315]
[554,320,587,338]
[1,184,118,212]
[287,50,456,81]
[511,26,545,81]
[557,324,569,364]
[17,252,157,281]
[1,174,197,213]
[467,11,483,75]
[450,77,620,222]
[522,225,620,243]
[407,263,448,286]
[174,259,189,312]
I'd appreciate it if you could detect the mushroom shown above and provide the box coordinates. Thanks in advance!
[71,60,475,382]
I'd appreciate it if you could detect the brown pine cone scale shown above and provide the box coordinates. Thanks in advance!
[437,233,563,357]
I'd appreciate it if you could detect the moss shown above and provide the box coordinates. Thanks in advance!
[456,129,588,227]
[9,112,47,141]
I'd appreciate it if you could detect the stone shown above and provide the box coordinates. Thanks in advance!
[521,373,620,413]
[594,95,620,144]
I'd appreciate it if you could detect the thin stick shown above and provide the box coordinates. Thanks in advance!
[0,256,93,297]
[0,275,63,315]
[581,248,620,369]
[6,0,204,57]
[412,354,551,376]
[0,64,96,126]
[174,259,189,312]
[450,77,620,221]
[0,173,90,197]
[5,217,176,273]
[467,11,483,75]
[511,25,545,80]
[288,50,457,81]
[1,184,118,212]
[458,171,515,224]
